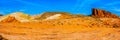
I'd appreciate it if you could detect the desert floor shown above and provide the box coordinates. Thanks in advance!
[0,22,120,40]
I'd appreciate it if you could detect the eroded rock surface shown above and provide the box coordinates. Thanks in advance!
[0,16,19,23]
[92,8,119,18]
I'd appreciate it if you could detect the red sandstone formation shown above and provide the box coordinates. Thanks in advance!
[92,8,119,18]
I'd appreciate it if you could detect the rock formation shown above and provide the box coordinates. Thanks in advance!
[0,12,31,23]
[91,8,120,27]
[92,8,119,18]
[0,16,19,23]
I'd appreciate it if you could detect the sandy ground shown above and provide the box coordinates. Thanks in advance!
[0,18,120,40]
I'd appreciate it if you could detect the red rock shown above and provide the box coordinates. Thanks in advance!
[92,8,119,18]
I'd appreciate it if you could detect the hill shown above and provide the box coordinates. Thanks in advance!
[0,12,31,23]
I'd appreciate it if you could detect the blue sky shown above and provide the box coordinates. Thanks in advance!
[0,0,120,16]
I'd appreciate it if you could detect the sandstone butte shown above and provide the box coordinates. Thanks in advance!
[0,8,120,40]
[92,8,119,18]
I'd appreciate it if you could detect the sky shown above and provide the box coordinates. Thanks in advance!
[0,0,120,16]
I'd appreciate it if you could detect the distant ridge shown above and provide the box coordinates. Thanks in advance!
[0,8,119,23]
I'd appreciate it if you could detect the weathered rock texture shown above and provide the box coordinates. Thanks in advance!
[0,16,19,23]
[92,8,119,18]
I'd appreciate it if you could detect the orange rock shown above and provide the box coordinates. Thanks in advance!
[92,8,119,18]
[0,16,19,23]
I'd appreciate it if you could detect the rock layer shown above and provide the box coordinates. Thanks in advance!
[92,8,119,18]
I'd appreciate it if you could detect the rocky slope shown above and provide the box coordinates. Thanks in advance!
[91,8,120,27]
